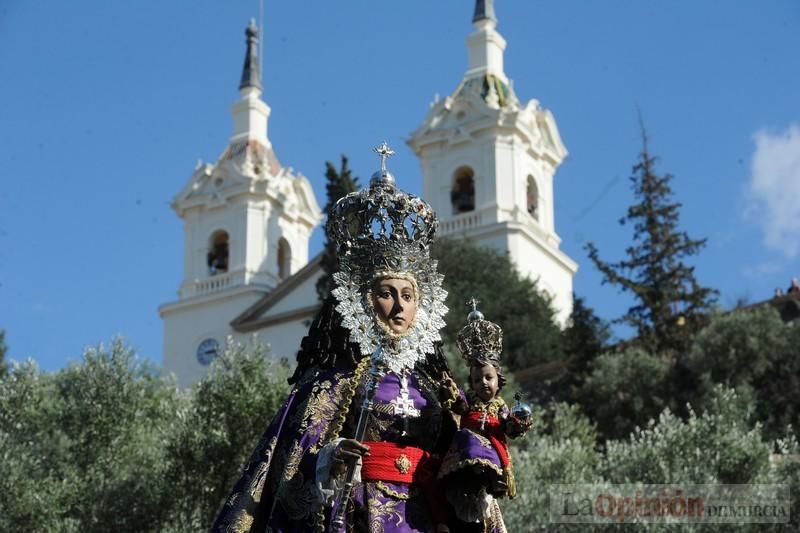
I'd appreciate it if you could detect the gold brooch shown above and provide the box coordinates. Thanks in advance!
[395,454,411,474]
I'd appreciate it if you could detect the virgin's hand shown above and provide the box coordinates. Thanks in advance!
[331,439,370,476]
[438,372,467,414]
[438,372,458,399]
[336,439,370,460]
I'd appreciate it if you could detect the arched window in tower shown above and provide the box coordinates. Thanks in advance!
[527,175,539,221]
[278,238,292,280]
[207,230,229,275]
[451,167,476,214]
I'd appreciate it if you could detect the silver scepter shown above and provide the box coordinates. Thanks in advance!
[329,348,384,532]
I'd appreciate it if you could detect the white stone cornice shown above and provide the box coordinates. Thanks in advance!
[159,282,269,318]
[438,218,578,275]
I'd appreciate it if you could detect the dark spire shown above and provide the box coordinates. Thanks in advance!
[473,0,497,24]
[239,19,262,91]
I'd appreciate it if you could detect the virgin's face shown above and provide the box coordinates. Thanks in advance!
[371,278,418,335]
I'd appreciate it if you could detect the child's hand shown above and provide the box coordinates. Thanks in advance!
[491,476,508,496]
[505,416,533,438]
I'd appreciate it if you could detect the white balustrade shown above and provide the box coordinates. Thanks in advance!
[439,211,483,236]
[193,272,233,296]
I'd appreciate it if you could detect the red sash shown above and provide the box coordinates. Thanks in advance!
[360,441,447,523]
[360,441,436,484]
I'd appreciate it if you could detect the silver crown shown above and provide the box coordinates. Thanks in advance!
[456,298,503,366]
[326,142,438,279]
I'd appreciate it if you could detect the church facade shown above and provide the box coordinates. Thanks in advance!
[159,2,577,387]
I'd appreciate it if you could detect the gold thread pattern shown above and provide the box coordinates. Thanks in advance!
[326,357,371,442]
[466,392,506,418]
[283,440,304,481]
[438,456,504,480]
[367,484,404,533]
[374,481,411,501]
[313,360,371,531]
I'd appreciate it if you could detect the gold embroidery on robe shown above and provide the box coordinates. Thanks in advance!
[363,414,393,441]
[290,380,332,431]
[221,434,279,532]
[283,440,304,481]
[367,484,404,533]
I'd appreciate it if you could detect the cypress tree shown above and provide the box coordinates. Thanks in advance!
[585,129,717,356]
[316,156,359,301]
[0,330,7,378]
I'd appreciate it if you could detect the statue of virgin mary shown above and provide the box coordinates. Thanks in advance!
[213,143,459,532]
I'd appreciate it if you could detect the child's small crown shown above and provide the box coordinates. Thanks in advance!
[456,297,503,366]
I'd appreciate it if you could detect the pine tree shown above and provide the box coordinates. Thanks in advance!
[585,129,717,356]
[316,156,359,301]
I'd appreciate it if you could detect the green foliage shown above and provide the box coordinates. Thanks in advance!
[580,347,671,440]
[3,329,796,532]
[0,338,289,533]
[162,339,290,530]
[442,341,469,388]
[585,129,717,357]
[432,238,563,371]
[316,155,360,301]
[604,387,770,485]
[686,308,779,387]
[503,402,602,530]
[570,305,799,444]
[772,431,800,531]
[0,340,176,532]
[501,388,796,532]
[556,295,611,402]
[686,306,800,440]
[0,360,64,530]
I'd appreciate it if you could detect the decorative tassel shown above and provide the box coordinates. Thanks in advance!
[504,466,516,499]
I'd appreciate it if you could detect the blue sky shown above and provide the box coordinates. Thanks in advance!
[1,1,798,371]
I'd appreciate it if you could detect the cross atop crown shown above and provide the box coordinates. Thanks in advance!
[373,141,395,174]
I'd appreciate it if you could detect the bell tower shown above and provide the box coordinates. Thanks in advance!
[408,0,577,323]
[159,21,321,385]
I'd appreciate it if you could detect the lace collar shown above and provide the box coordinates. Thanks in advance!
[331,261,448,375]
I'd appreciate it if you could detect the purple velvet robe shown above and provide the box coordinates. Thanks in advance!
[213,361,456,532]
